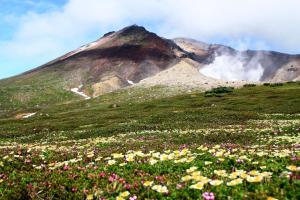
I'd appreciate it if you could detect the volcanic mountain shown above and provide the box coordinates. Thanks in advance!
[0,25,300,111]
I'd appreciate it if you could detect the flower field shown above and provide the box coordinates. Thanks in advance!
[0,118,299,199]
[1,83,300,199]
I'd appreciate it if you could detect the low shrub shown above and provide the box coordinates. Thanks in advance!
[270,83,284,87]
[205,87,234,97]
[243,84,257,87]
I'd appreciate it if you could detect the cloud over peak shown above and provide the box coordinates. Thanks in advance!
[1,0,300,78]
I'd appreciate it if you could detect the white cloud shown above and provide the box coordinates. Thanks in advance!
[1,0,300,78]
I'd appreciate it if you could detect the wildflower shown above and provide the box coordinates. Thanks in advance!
[204,161,212,165]
[126,154,135,162]
[0,179,3,184]
[186,166,198,173]
[119,191,130,198]
[108,160,116,165]
[190,182,204,190]
[152,185,168,193]
[112,153,124,159]
[193,175,210,184]
[98,172,106,178]
[129,196,137,200]
[214,170,227,177]
[228,172,239,179]
[160,154,169,161]
[181,175,192,182]
[226,178,243,186]
[124,183,131,190]
[209,180,223,186]
[246,175,263,183]
[143,181,153,187]
[286,165,300,171]
[87,152,94,158]
[202,192,215,200]
[249,170,260,176]
[267,197,278,200]
[86,194,94,200]
[149,158,158,165]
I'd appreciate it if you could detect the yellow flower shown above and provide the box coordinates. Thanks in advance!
[193,175,210,184]
[126,154,135,162]
[152,185,168,193]
[0,161,3,167]
[160,154,169,161]
[119,191,130,197]
[249,170,260,176]
[267,197,278,200]
[286,165,299,171]
[209,179,223,186]
[181,175,192,182]
[204,161,212,165]
[0,179,3,184]
[190,182,204,190]
[227,178,243,186]
[246,175,263,183]
[119,163,127,166]
[229,172,239,179]
[116,197,125,200]
[112,153,124,159]
[143,181,154,187]
[87,152,94,158]
[261,172,272,178]
[214,170,227,177]
[240,173,249,179]
[107,160,116,165]
[149,158,158,165]
[191,171,201,177]
[86,194,94,200]
[186,166,198,173]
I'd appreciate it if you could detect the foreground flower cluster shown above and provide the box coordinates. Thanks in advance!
[0,119,299,199]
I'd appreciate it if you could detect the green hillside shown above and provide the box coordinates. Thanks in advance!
[0,82,299,199]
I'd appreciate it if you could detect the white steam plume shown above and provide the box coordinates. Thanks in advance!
[200,54,264,82]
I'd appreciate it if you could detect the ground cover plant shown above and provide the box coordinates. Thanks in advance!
[0,82,299,199]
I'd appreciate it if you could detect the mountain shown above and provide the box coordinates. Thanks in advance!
[0,25,300,114]
[174,38,300,82]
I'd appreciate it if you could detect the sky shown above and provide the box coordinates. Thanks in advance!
[0,0,300,79]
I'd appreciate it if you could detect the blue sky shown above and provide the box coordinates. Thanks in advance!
[1,0,300,79]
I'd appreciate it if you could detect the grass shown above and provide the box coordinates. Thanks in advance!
[1,82,300,141]
[0,82,299,199]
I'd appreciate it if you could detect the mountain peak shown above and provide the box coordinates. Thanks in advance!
[117,25,149,37]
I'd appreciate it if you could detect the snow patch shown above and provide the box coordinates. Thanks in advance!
[200,55,264,82]
[71,87,91,100]
[63,41,99,60]
[23,113,36,119]
[127,80,134,85]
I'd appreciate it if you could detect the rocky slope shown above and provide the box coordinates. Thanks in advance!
[174,38,300,82]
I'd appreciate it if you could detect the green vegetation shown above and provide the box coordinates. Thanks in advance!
[0,70,80,118]
[205,86,234,97]
[0,82,299,199]
[243,84,257,87]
